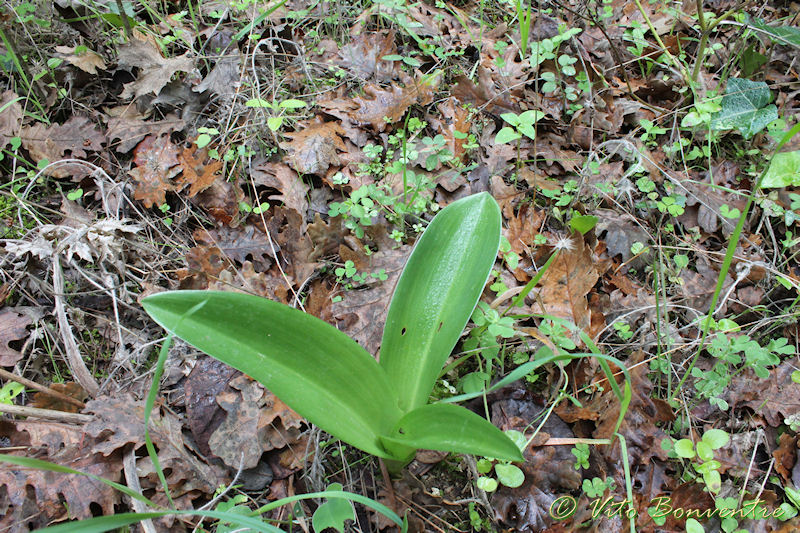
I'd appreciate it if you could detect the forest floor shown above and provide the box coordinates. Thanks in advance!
[2,0,800,532]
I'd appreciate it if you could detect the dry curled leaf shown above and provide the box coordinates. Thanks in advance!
[279,119,347,176]
[117,32,194,99]
[128,134,182,208]
[55,45,106,74]
[31,382,87,414]
[0,90,22,148]
[251,161,310,216]
[336,30,398,82]
[193,225,277,272]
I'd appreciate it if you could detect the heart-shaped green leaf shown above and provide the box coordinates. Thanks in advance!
[142,291,401,458]
[379,192,501,412]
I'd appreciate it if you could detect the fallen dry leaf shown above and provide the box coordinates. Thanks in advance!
[31,382,87,414]
[531,232,599,335]
[55,45,106,74]
[106,112,185,153]
[20,117,106,178]
[117,32,194,99]
[725,360,800,426]
[184,356,238,457]
[193,225,277,272]
[128,134,182,208]
[190,173,243,226]
[279,119,347,176]
[350,72,439,132]
[177,143,222,197]
[0,419,122,530]
[0,90,22,148]
[251,161,310,216]
[331,246,410,356]
[336,30,398,82]
[208,261,291,304]
[0,308,32,367]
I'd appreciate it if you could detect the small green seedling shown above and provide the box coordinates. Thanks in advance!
[494,110,545,144]
[665,428,729,494]
[476,430,527,492]
[143,193,523,473]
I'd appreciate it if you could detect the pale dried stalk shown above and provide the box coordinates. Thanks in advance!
[0,403,92,424]
[52,257,100,396]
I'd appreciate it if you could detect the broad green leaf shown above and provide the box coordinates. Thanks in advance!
[710,78,777,138]
[746,16,800,48]
[477,477,498,492]
[494,126,521,144]
[495,463,525,487]
[762,151,800,188]
[569,215,598,234]
[279,98,307,109]
[312,484,354,533]
[702,428,730,450]
[245,98,272,108]
[267,116,283,131]
[673,439,696,459]
[142,291,401,459]
[380,193,501,412]
[500,112,520,127]
[379,403,523,462]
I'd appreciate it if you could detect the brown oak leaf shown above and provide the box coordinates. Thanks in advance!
[177,143,222,197]
[128,134,182,208]
[251,161,310,216]
[55,45,106,74]
[279,119,346,176]
[0,90,22,148]
[531,232,599,335]
[117,31,194,99]
[350,72,439,132]
[0,308,32,367]
[20,117,106,178]
[106,112,185,153]
[336,30,398,82]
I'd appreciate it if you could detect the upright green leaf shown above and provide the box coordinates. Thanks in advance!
[379,192,501,412]
[312,484,355,533]
[710,78,777,138]
[142,291,401,458]
[379,403,524,462]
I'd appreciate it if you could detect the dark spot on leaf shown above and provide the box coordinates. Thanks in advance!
[401,327,406,336]
[437,321,443,332]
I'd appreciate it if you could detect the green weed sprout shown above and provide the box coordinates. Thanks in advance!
[142,193,523,473]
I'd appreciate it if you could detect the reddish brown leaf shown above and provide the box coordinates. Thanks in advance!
[0,309,31,367]
[531,232,599,335]
[251,161,310,216]
[128,134,182,208]
[177,143,222,197]
[208,261,290,304]
[31,382,87,414]
[279,119,346,176]
[193,225,277,272]
[190,175,243,226]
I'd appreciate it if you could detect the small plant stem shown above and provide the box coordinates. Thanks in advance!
[670,121,800,401]
[115,0,133,38]
[615,433,636,533]
[631,0,688,82]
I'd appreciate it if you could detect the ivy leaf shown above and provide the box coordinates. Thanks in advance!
[710,78,777,138]
[762,151,800,189]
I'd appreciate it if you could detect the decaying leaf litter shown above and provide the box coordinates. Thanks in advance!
[1,0,800,531]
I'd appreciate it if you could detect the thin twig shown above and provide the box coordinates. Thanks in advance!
[0,368,85,409]
[0,403,93,424]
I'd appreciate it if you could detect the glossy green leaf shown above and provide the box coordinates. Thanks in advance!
[710,78,777,138]
[141,291,401,458]
[379,403,523,462]
[312,484,354,533]
[380,193,501,412]
[495,463,525,487]
[494,126,521,144]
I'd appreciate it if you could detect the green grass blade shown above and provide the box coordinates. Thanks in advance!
[380,192,501,412]
[142,291,401,458]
